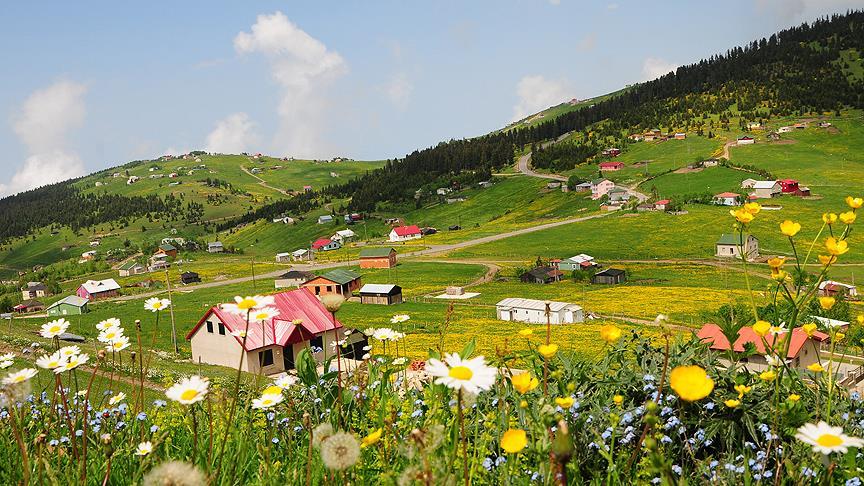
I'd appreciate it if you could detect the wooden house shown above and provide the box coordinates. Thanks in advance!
[359,284,403,305]
[156,244,178,259]
[592,268,626,284]
[47,296,89,316]
[21,282,48,300]
[76,279,120,300]
[118,260,146,277]
[14,299,45,313]
[301,269,362,298]
[520,267,563,284]
[359,247,397,269]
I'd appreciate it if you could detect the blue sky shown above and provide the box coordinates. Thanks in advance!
[1,0,862,195]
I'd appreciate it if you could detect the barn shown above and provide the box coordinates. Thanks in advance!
[359,284,403,305]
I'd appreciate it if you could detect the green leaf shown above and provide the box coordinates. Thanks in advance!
[460,337,476,359]
[295,348,318,387]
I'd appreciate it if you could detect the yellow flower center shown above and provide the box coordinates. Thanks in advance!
[180,389,199,401]
[448,366,473,381]
[816,433,843,447]
[237,298,258,310]
[13,376,25,383]
[50,325,61,333]
[263,385,282,395]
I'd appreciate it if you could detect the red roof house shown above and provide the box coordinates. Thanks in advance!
[389,225,422,242]
[654,199,670,210]
[599,161,625,171]
[187,289,366,374]
[311,238,340,251]
[697,323,828,368]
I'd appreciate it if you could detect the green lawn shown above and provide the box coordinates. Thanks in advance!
[640,165,748,198]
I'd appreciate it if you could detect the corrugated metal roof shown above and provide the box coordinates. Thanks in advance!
[359,247,395,258]
[495,298,580,312]
[359,284,400,294]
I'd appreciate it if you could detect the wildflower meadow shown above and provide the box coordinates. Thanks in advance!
[3,197,864,484]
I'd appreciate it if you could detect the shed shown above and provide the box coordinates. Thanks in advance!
[591,268,627,285]
[520,267,563,284]
[207,242,224,253]
[14,299,45,313]
[495,298,583,324]
[359,284,403,305]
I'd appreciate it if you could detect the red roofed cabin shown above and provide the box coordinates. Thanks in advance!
[186,289,368,374]
[599,161,625,171]
[779,179,799,193]
[697,323,828,369]
[389,225,422,242]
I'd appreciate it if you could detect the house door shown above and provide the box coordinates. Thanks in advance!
[283,346,295,370]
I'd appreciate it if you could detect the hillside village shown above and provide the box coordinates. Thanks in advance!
[2,9,864,484]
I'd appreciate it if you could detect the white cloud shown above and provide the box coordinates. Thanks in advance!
[641,57,678,81]
[205,113,260,154]
[549,0,561,5]
[234,11,347,158]
[384,72,413,109]
[1,81,88,196]
[511,75,574,122]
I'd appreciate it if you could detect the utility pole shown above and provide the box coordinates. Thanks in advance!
[165,269,178,354]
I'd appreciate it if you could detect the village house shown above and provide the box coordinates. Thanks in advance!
[697,323,828,369]
[557,254,597,272]
[207,241,224,253]
[599,161,625,171]
[273,216,295,224]
[495,298,584,324]
[750,180,782,199]
[592,268,627,285]
[811,316,849,332]
[819,280,858,299]
[591,178,615,199]
[737,136,755,145]
[478,181,493,189]
[628,134,644,141]
[317,215,334,224]
[601,148,621,157]
[301,269,363,298]
[674,132,686,140]
[747,122,764,130]
[291,249,310,262]
[186,289,367,374]
[778,126,794,133]
[127,176,139,185]
[21,282,49,300]
[275,270,315,289]
[715,233,760,260]
[77,279,121,300]
[608,188,631,203]
[778,179,800,193]
[118,260,146,277]
[275,252,292,263]
[81,250,97,261]
[794,122,807,129]
[311,238,341,252]
[520,266,564,284]
[571,181,592,192]
[818,121,832,128]
[14,299,45,313]
[741,179,758,189]
[330,229,356,243]
[636,203,656,212]
[359,247,397,269]
[702,159,720,167]
[767,132,781,141]
[654,199,671,211]
[359,284,403,305]
[180,272,201,285]
[389,225,422,242]
[155,243,178,259]
[47,296,89,316]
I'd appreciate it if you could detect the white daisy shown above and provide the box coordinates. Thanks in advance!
[0,353,14,361]
[392,357,408,366]
[108,335,131,352]
[39,319,69,338]
[273,374,298,389]
[765,354,783,367]
[425,353,497,394]
[54,354,89,374]
[36,352,65,370]
[58,345,81,358]
[249,307,280,322]
[229,329,247,338]
[0,360,13,369]
[165,375,209,405]
[251,392,284,409]
[134,441,153,456]
[98,327,125,344]
[391,314,410,324]
[144,297,172,312]
[796,421,864,455]
[221,295,275,315]
[3,368,38,385]
[96,318,122,331]
[109,392,126,406]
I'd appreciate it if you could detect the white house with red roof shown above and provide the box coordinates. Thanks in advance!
[713,192,740,206]
[186,289,366,374]
[389,225,422,242]
[311,238,341,251]
[697,323,828,369]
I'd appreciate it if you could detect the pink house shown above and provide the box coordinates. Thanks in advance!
[590,178,615,200]
[77,279,121,300]
[599,161,625,171]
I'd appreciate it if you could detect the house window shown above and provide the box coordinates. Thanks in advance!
[311,335,323,350]
[218,323,226,335]
[259,349,274,367]
[206,321,213,333]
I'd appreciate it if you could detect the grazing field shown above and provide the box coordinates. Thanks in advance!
[639,165,748,198]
